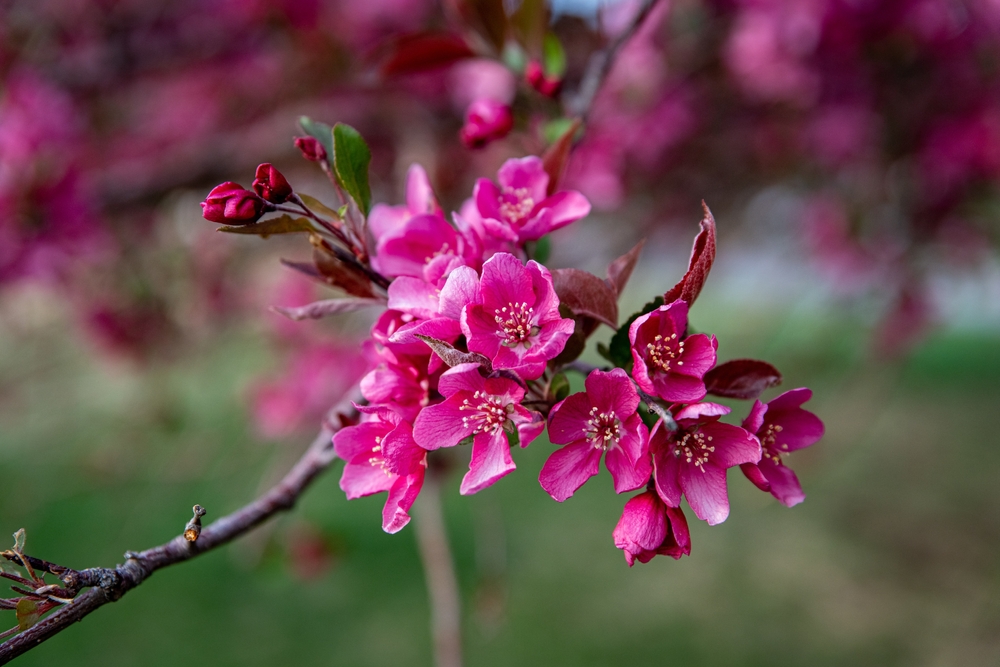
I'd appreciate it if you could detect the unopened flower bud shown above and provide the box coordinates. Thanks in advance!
[253,163,293,203]
[459,99,514,149]
[201,182,265,225]
[294,136,327,162]
[525,60,562,98]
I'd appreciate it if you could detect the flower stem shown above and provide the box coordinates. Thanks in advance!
[413,469,463,667]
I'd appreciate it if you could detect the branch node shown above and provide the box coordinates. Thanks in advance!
[183,505,207,543]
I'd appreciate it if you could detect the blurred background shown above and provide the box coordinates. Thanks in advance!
[2,0,999,664]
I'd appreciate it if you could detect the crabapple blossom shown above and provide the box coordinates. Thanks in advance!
[333,405,427,534]
[460,99,514,148]
[473,156,591,244]
[294,136,326,162]
[252,163,293,203]
[740,388,825,507]
[200,182,265,224]
[462,252,574,380]
[613,490,691,566]
[413,363,544,495]
[650,403,761,526]
[539,368,651,501]
[629,300,718,403]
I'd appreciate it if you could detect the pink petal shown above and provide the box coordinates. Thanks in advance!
[652,372,707,403]
[462,304,502,360]
[405,164,440,215]
[437,363,487,396]
[460,431,516,495]
[368,203,411,242]
[759,458,806,507]
[473,178,503,221]
[538,441,603,502]
[479,252,533,310]
[387,277,440,319]
[333,422,390,461]
[704,422,762,468]
[767,387,813,412]
[662,300,689,335]
[680,463,730,525]
[515,409,546,447]
[614,491,668,552]
[496,156,548,202]
[412,396,475,450]
[518,190,591,239]
[381,422,426,476]
[382,471,425,534]
[605,414,651,494]
[388,318,463,346]
[676,333,717,378]
[651,424,682,507]
[439,266,481,319]
[340,461,394,500]
[585,368,640,417]
[674,402,730,422]
[547,392,594,445]
[740,462,771,492]
[741,400,768,433]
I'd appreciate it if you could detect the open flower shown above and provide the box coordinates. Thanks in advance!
[740,388,824,507]
[650,403,760,525]
[332,406,427,533]
[412,363,544,495]
[473,156,591,244]
[629,300,717,403]
[613,490,691,566]
[462,252,574,380]
[539,368,651,501]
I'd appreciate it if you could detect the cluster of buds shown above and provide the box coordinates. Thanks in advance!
[201,120,823,565]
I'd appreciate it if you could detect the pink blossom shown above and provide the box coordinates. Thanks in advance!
[252,163,293,203]
[613,490,691,566]
[368,164,441,242]
[473,157,591,244]
[412,363,543,495]
[650,403,761,526]
[332,406,427,533]
[525,60,562,98]
[460,99,514,149]
[201,182,265,224]
[740,388,824,507]
[462,252,574,380]
[629,300,718,403]
[386,265,480,345]
[539,368,651,501]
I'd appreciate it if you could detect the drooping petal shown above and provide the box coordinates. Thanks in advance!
[340,461,394,500]
[381,422,426,476]
[680,463,730,525]
[382,471,425,534]
[758,457,806,507]
[741,400,768,433]
[660,506,692,559]
[740,462,771,492]
[651,424,683,507]
[704,421,762,468]
[614,491,668,553]
[460,431,516,495]
[515,409,546,448]
[538,441,603,501]
[606,443,652,494]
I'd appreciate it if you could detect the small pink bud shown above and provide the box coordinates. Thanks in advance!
[252,163,293,203]
[294,136,327,162]
[459,99,514,149]
[525,60,561,98]
[201,182,265,225]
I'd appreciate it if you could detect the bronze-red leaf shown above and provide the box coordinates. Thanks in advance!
[704,359,782,400]
[664,202,717,307]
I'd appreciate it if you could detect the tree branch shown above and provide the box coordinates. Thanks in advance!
[564,0,662,121]
[0,394,359,664]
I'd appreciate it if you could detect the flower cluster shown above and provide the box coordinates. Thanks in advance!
[201,124,823,563]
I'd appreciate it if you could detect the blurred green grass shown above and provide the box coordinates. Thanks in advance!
[1,293,999,666]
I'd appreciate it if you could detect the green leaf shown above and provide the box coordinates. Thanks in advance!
[549,372,570,402]
[542,32,566,77]
[16,598,40,631]
[542,118,576,145]
[298,116,335,168]
[218,214,313,238]
[12,528,25,553]
[297,193,342,220]
[605,296,665,370]
[332,123,372,215]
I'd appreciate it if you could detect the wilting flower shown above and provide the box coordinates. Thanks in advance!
[252,163,293,203]
[539,368,650,501]
[740,388,824,507]
[629,300,717,403]
[462,252,574,380]
[473,157,591,244]
[650,403,760,525]
[412,363,544,495]
[460,99,514,148]
[613,490,691,566]
[201,182,265,224]
[332,406,427,533]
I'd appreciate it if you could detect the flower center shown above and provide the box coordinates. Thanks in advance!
[583,406,622,451]
[673,430,714,472]
[494,301,539,347]
[460,390,511,435]
[498,186,535,225]
[368,435,392,476]
[423,241,452,263]
[759,423,786,465]
[646,333,685,373]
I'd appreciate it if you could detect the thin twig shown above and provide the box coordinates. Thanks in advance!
[565,0,662,121]
[413,469,463,667]
[0,393,359,664]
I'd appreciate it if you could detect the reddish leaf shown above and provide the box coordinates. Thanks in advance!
[381,32,475,76]
[542,118,582,196]
[461,0,508,52]
[704,359,782,400]
[414,335,493,372]
[663,202,717,307]
[271,298,384,321]
[312,247,376,298]
[552,268,618,328]
[606,239,645,297]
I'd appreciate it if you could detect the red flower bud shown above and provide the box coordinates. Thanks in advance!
[459,99,514,149]
[525,60,562,98]
[252,163,293,203]
[294,136,327,162]
[201,182,265,225]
